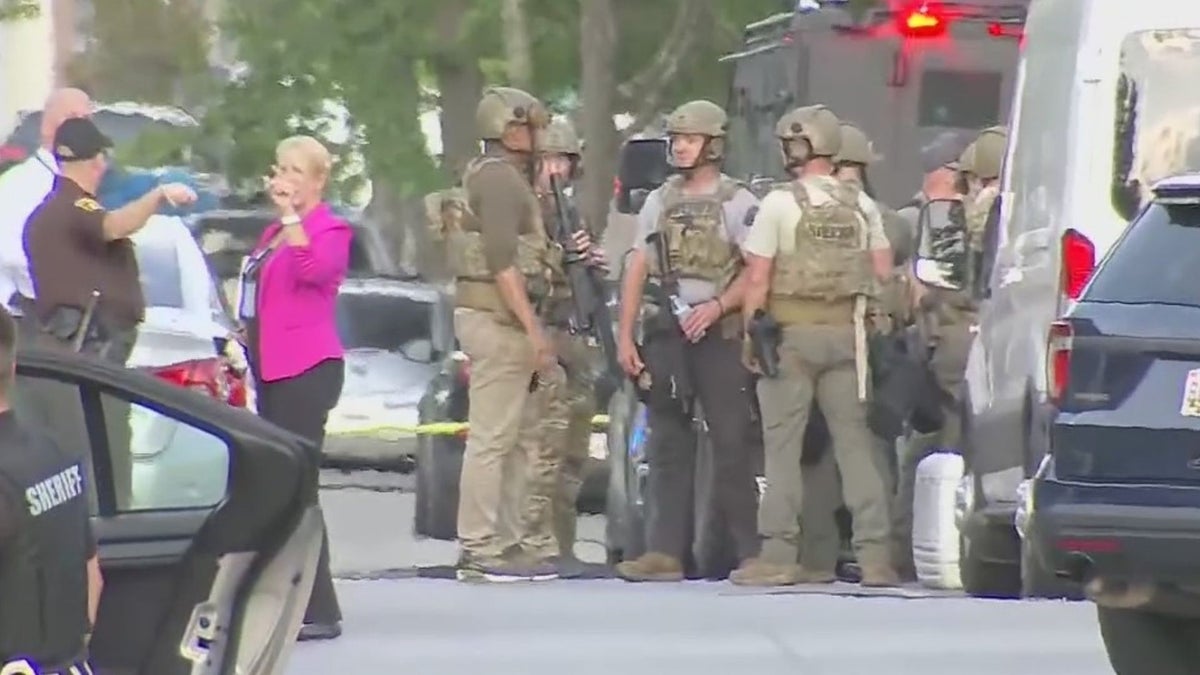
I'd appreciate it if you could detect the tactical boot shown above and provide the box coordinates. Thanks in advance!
[456,552,557,583]
[730,558,802,587]
[860,564,902,588]
[615,552,685,582]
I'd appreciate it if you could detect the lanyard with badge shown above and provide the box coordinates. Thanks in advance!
[236,231,286,321]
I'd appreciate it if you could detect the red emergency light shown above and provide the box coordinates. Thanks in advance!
[897,3,948,38]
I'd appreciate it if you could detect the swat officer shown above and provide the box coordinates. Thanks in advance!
[0,307,103,675]
[793,121,917,579]
[614,99,762,582]
[497,117,606,578]
[445,87,565,582]
[734,105,898,588]
[891,129,989,581]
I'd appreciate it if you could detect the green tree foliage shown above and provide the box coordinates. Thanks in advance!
[0,0,38,21]
[212,0,782,198]
[67,0,212,108]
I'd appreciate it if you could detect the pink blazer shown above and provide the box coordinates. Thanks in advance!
[253,202,352,382]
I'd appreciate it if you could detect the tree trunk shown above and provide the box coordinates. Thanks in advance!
[432,0,483,179]
[579,0,618,236]
[616,0,714,137]
[500,0,533,90]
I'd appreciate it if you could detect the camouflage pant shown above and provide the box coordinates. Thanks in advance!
[454,308,566,560]
[499,328,596,558]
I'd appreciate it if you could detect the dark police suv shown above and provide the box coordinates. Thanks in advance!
[1027,174,1200,673]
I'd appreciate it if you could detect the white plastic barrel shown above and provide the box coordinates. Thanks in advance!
[912,451,964,590]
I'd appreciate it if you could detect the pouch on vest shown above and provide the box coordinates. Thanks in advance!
[648,176,743,286]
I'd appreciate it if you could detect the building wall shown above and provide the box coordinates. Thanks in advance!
[0,0,56,137]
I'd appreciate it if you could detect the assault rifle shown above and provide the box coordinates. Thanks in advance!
[548,175,620,384]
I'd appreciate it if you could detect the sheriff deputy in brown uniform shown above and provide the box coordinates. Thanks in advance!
[18,117,195,511]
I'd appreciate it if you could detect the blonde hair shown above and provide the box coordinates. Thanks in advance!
[275,135,333,179]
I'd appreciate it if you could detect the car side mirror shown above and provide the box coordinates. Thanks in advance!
[400,338,435,363]
[914,198,968,291]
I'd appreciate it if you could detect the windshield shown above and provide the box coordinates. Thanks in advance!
[336,291,432,352]
[135,242,184,309]
[1111,29,1200,222]
[1085,202,1200,306]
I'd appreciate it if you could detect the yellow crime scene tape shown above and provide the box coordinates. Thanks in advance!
[329,414,610,440]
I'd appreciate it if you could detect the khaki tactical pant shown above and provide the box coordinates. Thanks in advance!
[498,328,595,558]
[799,433,899,573]
[756,324,893,568]
[892,320,973,576]
[454,308,566,560]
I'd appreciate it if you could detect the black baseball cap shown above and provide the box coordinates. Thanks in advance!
[52,117,113,162]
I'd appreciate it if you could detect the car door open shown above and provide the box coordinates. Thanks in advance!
[13,349,321,675]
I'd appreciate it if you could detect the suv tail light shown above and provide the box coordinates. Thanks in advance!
[1060,229,1096,301]
[613,177,622,198]
[1047,320,1073,405]
[153,358,232,403]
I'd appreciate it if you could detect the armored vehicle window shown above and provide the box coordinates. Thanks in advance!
[1110,30,1200,222]
[918,70,1002,129]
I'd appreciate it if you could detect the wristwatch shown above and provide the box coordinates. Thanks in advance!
[281,215,302,226]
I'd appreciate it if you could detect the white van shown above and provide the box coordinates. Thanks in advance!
[960,0,1200,598]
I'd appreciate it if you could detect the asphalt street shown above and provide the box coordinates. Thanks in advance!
[288,468,1115,675]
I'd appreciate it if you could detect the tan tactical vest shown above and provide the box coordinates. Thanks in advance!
[646,175,743,287]
[425,156,560,317]
[769,176,874,313]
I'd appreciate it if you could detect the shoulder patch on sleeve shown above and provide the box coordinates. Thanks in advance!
[73,197,103,213]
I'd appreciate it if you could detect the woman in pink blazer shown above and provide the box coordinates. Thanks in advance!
[239,135,350,642]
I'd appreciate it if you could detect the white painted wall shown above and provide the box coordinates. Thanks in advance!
[0,0,56,138]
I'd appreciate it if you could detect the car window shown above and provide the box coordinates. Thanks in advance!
[11,374,229,514]
[918,70,1002,129]
[13,376,96,513]
[104,392,230,512]
[618,140,671,191]
[336,291,431,352]
[1110,29,1200,222]
[135,241,184,309]
[1084,202,1200,305]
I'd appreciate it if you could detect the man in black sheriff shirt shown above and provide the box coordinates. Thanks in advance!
[19,117,195,512]
[23,117,196,361]
[0,308,104,675]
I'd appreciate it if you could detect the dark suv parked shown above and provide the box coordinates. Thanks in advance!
[1028,174,1200,673]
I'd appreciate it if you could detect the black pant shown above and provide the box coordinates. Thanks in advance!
[643,331,760,569]
[256,358,344,625]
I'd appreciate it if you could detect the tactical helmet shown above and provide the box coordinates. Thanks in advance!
[537,117,581,156]
[959,126,1007,180]
[835,123,882,165]
[665,100,727,165]
[776,105,841,165]
[475,86,549,141]
[665,100,728,137]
